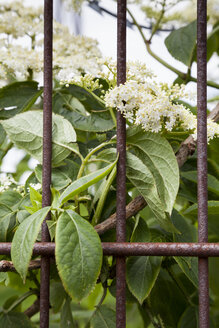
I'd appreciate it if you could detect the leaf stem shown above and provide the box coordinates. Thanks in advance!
[85,286,108,328]
[76,140,115,180]
[92,166,116,226]
[149,0,166,43]
[127,8,219,89]
[83,86,117,127]
[4,289,38,314]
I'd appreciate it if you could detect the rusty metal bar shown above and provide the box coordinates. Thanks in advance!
[197,0,209,327]
[116,0,127,327]
[2,242,219,257]
[40,1,53,327]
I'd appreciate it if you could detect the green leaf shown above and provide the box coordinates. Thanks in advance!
[91,305,116,328]
[0,191,22,208]
[11,207,50,281]
[165,20,197,66]
[61,84,105,113]
[149,269,187,327]
[35,164,71,190]
[1,111,77,166]
[207,24,219,61]
[127,218,162,304]
[59,158,118,205]
[53,90,115,132]
[60,297,75,328]
[0,203,13,241]
[50,282,67,313]
[127,127,179,216]
[29,186,42,208]
[55,210,102,301]
[181,171,219,196]
[177,307,198,328]
[126,151,178,233]
[0,81,42,119]
[172,210,198,288]
[0,312,33,328]
[183,201,219,242]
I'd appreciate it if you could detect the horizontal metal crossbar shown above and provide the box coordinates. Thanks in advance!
[1,242,219,257]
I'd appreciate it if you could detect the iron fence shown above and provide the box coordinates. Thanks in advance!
[0,0,214,327]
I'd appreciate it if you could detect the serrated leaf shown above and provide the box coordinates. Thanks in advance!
[127,218,162,304]
[165,20,197,66]
[59,158,117,205]
[127,127,179,225]
[91,305,116,328]
[1,111,77,166]
[127,127,179,214]
[126,151,178,233]
[55,210,102,301]
[53,91,115,132]
[0,312,33,328]
[0,81,42,119]
[11,206,50,281]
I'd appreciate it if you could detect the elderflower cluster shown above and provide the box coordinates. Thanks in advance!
[0,176,15,193]
[0,2,101,81]
[60,58,155,92]
[54,22,101,82]
[105,76,219,142]
[0,175,24,195]
[28,183,42,192]
[0,1,43,38]
[62,0,86,12]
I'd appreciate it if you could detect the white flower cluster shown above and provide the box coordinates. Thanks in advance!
[62,0,85,12]
[105,78,219,142]
[28,183,42,192]
[0,175,24,194]
[54,22,101,82]
[0,1,43,38]
[60,58,155,92]
[0,2,101,81]
[0,176,15,193]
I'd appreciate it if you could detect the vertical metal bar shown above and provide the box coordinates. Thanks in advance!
[40,1,53,327]
[116,1,127,327]
[197,0,209,327]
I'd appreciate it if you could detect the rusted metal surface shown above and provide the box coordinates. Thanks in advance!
[116,0,127,327]
[197,0,209,326]
[3,242,219,258]
[40,1,53,327]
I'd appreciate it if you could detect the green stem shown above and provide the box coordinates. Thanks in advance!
[149,0,166,42]
[76,140,115,180]
[92,166,116,225]
[109,107,117,127]
[143,301,164,328]
[83,86,117,126]
[127,8,219,89]
[4,290,38,314]
[75,140,115,212]
[83,86,105,106]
